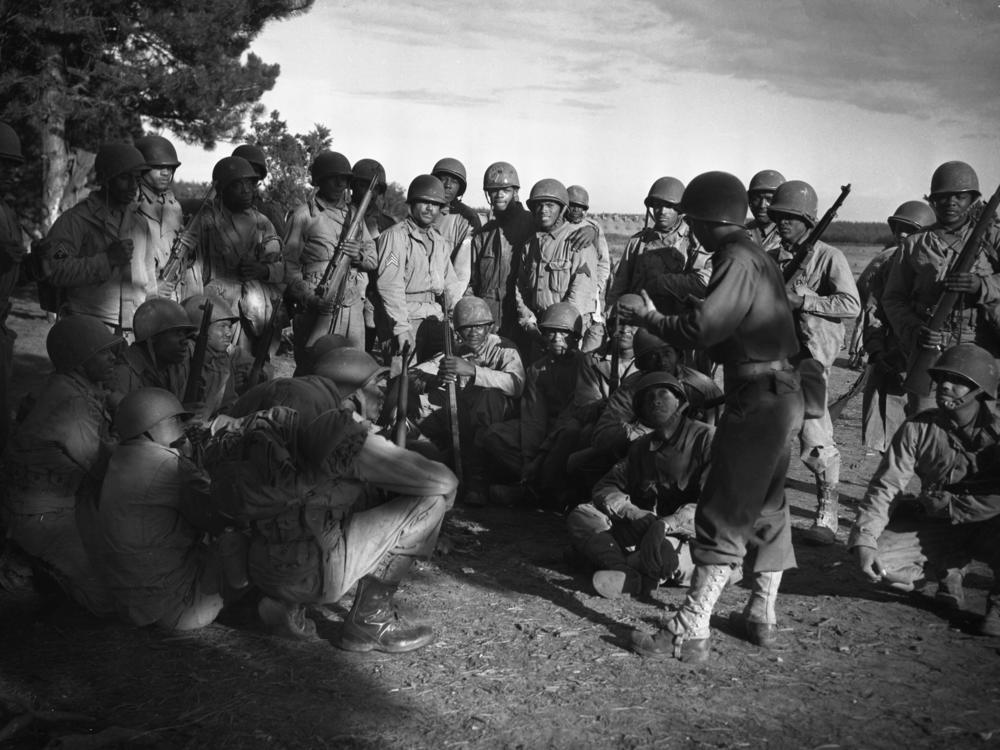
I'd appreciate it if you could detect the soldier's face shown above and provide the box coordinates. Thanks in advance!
[107,171,140,206]
[888,219,917,243]
[487,187,516,212]
[457,322,490,352]
[772,212,809,243]
[360,374,389,421]
[542,328,575,357]
[566,205,586,224]
[640,386,683,428]
[935,375,976,412]
[410,200,442,228]
[318,175,350,203]
[931,192,975,229]
[436,174,463,204]
[142,167,175,194]
[748,191,775,224]
[636,345,678,375]
[80,347,118,384]
[221,178,256,212]
[616,324,637,353]
[649,200,679,230]
[532,200,563,231]
[207,319,234,353]
[152,327,193,364]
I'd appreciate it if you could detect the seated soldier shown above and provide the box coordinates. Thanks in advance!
[216,351,458,651]
[85,388,234,630]
[849,344,1000,637]
[567,328,723,492]
[479,301,604,510]
[109,297,196,400]
[413,296,526,506]
[2,316,120,616]
[567,372,716,598]
[180,293,258,418]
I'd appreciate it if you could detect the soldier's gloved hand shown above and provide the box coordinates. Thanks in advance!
[566,224,597,253]
[617,289,655,324]
[238,259,269,281]
[106,238,134,268]
[916,326,944,351]
[853,546,884,584]
[943,272,982,296]
[338,238,362,261]
[0,239,26,263]
[439,355,475,381]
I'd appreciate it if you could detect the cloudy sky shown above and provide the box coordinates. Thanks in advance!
[171,0,1000,221]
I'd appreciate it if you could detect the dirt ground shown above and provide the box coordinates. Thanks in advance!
[2,244,1000,750]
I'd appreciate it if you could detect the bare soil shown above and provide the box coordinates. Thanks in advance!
[2,245,999,750]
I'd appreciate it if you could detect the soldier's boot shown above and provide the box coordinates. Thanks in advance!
[802,482,840,546]
[979,589,1000,637]
[934,567,966,610]
[629,563,733,662]
[730,570,783,648]
[582,533,640,599]
[338,575,435,653]
[258,597,318,640]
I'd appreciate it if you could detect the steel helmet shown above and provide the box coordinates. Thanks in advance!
[538,302,583,337]
[46,315,122,373]
[134,135,180,168]
[310,333,350,361]
[483,161,520,190]
[747,169,786,194]
[0,122,24,164]
[232,144,268,179]
[212,156,258,191]
[645,177,684,207]
[632,328,675,359]
[352,158,387,191]
[888,201,935,232]
[767,180,818,226]
[133,298,197,343]
[929,161,980,198]
[567,185,590,209]
[927,343,998,399]
[310,151,353,185]
[453,296,494,328]
[114,387,192,440]
[632,370,687,415]
[313,347,389,394]
[95,143,147,184]
[180,294,239,326]
[527,178,569,208]
[406,174,447,205]
[679,171,748,226]
[432,157,467,193]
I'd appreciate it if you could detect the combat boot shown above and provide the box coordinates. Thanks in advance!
[338,576,435,653]
[979,591,1000,637]
[580,533,638,598]
[630,563,733,662]
[730,570,782,648]
[802,482,840,546]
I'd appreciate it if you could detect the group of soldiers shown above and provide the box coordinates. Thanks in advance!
[0,116,998,659]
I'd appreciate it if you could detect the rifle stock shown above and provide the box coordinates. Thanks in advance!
[903,184,1000,396]
[183,300,214,405]
[782,184,851,283]
[246,300,281,389]
[305,175,379,347]
[394,342,413,447]
[160,185,216,285]
[442,301,463,485]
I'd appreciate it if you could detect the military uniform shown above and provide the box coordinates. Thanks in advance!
[45,193,154,331]
[135,181,183,297]
[109,342,190,400]
[2,372,116,615]
[746,218,782,255]
[435,204,476,292]
[469,201,533,339]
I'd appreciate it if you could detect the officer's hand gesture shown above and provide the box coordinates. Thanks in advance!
[107,238,134,268]
[617,289,655,325]
[853,546,884,583]
[943,272,982,296]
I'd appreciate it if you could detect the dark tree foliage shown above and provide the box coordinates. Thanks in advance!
[0,0,314,227]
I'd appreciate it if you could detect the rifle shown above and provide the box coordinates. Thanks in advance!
[608,315,622,393]
[246,300,281,389]
[781,184,852,283]
[183,299,214,405]
[394,341,414,447]
[305,174,379,347]
[442,299,463,485]
[903,184,1000,396]
[159,184,216,285]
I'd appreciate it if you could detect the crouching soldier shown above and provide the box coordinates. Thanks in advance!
[110,297,196,400]
[567,373,716,598]
[85,388,233,630]
[414,296,526,505]
[849,344,1000,636]
[2,316,120,615]
[216,356,458,651]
